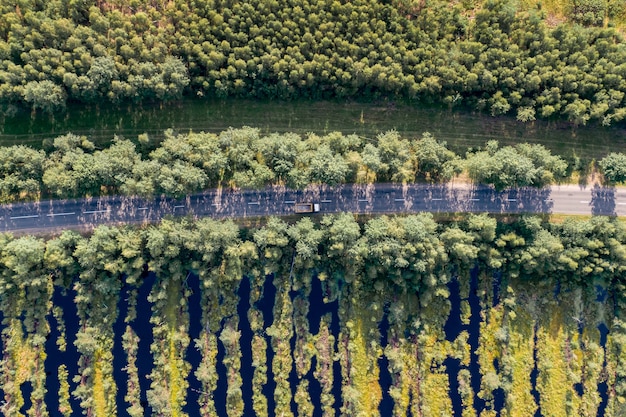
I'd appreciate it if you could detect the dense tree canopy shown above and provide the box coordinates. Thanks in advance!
[465,140,568,190]
[0,0,626,125]
[0,128,571,202]
[599,152,626,184]
[0,128,570,199]
[0,212,625,414]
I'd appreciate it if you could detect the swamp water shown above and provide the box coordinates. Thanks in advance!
[30,266,613,416]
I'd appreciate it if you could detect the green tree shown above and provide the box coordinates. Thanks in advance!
[157,56,191,100]
[309,145,349,186]
[413,132,460,181]
[87,56,118,97]
[23,80,67,113]
[599,152,626,184]
[466,141,566,190]
[253,217,290,275]
[375,131,414,183]
[0,146,45,202]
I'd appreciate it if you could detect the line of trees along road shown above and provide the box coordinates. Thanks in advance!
[0,127,579,202]
[1,0,626,125]
[1,214,626,415]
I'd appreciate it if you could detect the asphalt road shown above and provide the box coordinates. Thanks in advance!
[0,183,624,234]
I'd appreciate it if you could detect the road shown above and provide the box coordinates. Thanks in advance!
[0,183,624,234]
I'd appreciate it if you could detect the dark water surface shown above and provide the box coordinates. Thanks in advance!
[468,267,487,414]
[43,287,82,414]
[113,284,129,416]
[237,277,255,416]
[598,322,610,416]
[133,273,155,414]
[37,268,613,416]
[445,278,464,417]
[44,296,61,415]
[260,274,277,415]
[184,272,202,415]
[378,313,393,416]
[1,98,624,159]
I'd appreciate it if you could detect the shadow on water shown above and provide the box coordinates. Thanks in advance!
[288,284,299,415]
[309,276,336,334]
[259,274,277,415]
[44,286,64,415]
[598,322,610,417]
[445,278,463,342]
[308,356,322,417]
[237,277,254,416]
[113,283,130,416]
[493,387,505,416]
[530,324,541,417]
[19,382,32,415]
[444,278,463,417]
[492,358,505,416]
[308,276,329,415]
[596,285,608,302]
[309,275,342,415]
[133,272,155,414]
[45,286,82,414]
[214,318,228,417]
[468,266,486,414]
[444,357,463,417]
[184,273,202,415]
[378,313,393,416]
[491,274,504,417]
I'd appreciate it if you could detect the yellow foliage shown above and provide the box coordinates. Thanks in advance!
[477,307,503,387]
[420,332,453,417]
[93,350,108,417]
[505,308,538,417]
[166,280,186,417]
[350,316,382,417]
[8,320,37,386]
[536,303,581,417]
[169,334,184,417]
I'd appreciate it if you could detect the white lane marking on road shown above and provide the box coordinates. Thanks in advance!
[580,201,590,204]
[211,203,221,206]
[83,210,108,214]
[284,200,295,204]
[137,207,148,210]
[248,201,260,205]
[469,198,480,201]
[10,214,39,219]
[358,199,369,202]
[618,203,626,205]
[174,205,185,208]
[506,199,517,201]
[431,198,443,201]
[47,212,75,217]
[394,198,405,201]
[321,199,332,203]
[545,199,553,202]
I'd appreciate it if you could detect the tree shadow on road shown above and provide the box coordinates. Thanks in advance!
[454,187,554,215]
[511,188,554,214]
[590,185,615,216]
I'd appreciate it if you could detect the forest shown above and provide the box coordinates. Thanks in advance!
[0,126,605,203]
[1,0,626,125]
[2,0,626,416]
[0,213,625,416]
